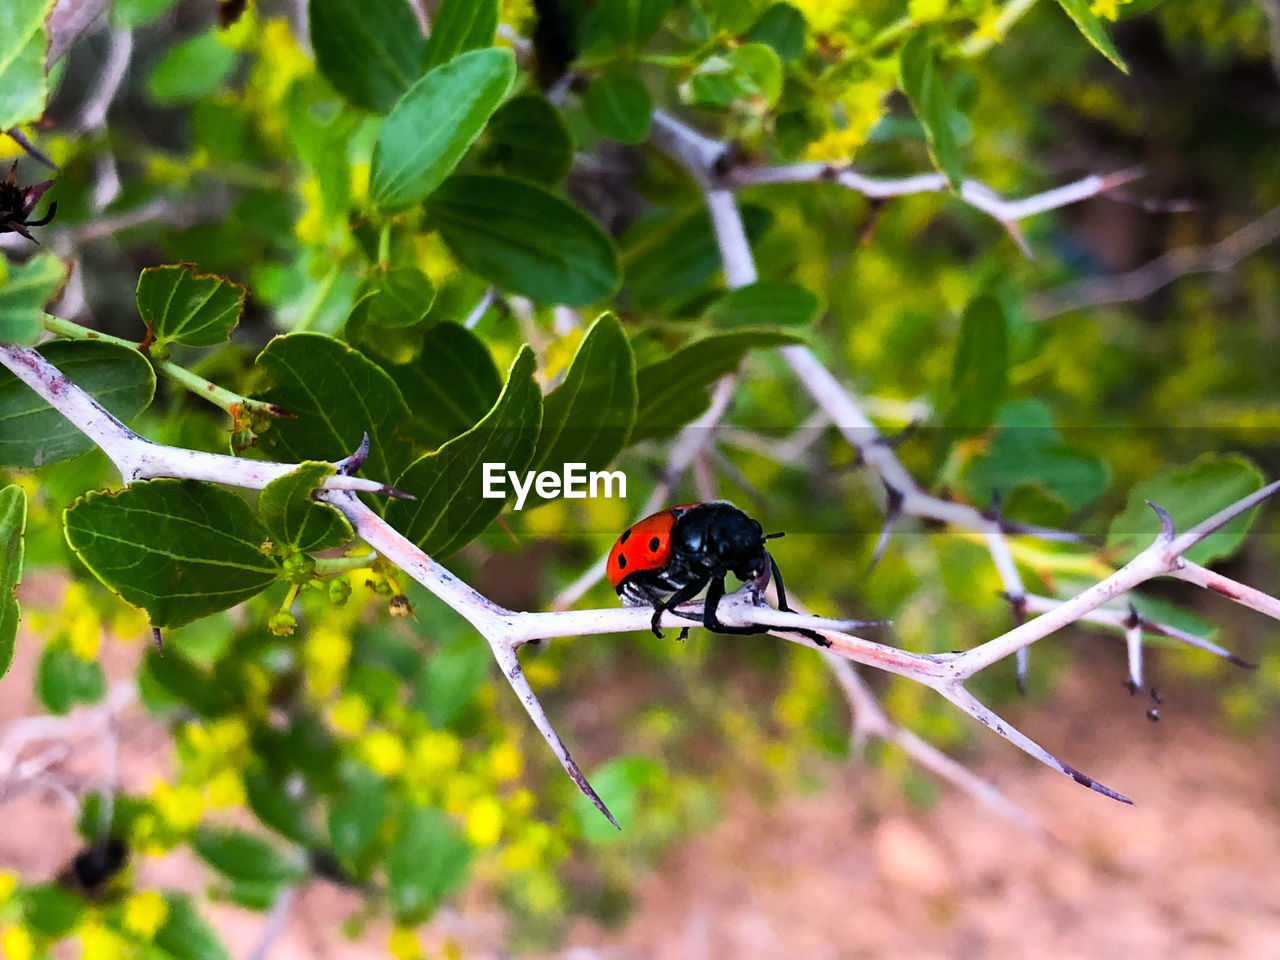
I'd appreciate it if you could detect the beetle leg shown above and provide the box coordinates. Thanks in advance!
[762,557,832,647]
[701,576,769,635]
[655,577,711,638]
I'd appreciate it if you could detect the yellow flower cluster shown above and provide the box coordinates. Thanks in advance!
[28,582,102,660]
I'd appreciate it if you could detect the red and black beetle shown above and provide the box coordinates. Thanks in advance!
[607,501,829,646]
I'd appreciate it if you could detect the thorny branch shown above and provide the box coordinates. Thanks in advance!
[640,109,1279,810]
[6,337,1279,819]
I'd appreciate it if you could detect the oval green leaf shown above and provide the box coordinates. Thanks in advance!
[146,30,238,105]
[632,328,804,443]
[309,0,426,113]
[585,67,653,143]
[528,313,636,507]
[387,807,472,922]
[479,95,573,184]
[0,340,156,468]
[193,826,308,884]
[426,174,621,306]
[945,294,1009,432]
[370,47,516,210]
[0,0,58,130]
[0,253,68,345]
[421,0,497,70]
[255,333,412,484]
[706,281,821,328]
[385,322,501,449]
[1107,454,1265,566]
[349,265,436,330]
[386,347,542,556]
[1053,0,1127,72]
[258,462,354,554]
[899,34,963,190]
[63,479,282,628]
[136,263,246,348]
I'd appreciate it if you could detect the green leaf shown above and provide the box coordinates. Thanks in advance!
[63,479,282,629]
[899,34,963,189]
[258,462,354,553]
[36,646,106,714]
[0,0,58,130]
[1052,0,1128,72]
[255,332,412,484]
[412,630,490,727]
[584,67,653,143]
[958,400,1108,513]
[1107,454,1265,566]
[146,30,238,105]
[593,0,674,50]
[309,0,426,113]
[328,767,387,872]
[370,47,516,210]
[136,263,246,348]
[111,0,180,29]
[421,0,498,70]
[747,3,806,61]
[945,294,1008,431]
[386,322,502,449]
[528,313,636,506]
[193,826,308,884]
[348,266,436,330]
[632,328,804,443]
[153,894,230,960]
[685,43,783,107]
[624,204,773,311]
[0,340,155,468]
[573,756,664,840]
[245,771,315,846]
[386,807,472,922]
[21,884,84,937]
[386,348,542,556]
[0,485,24,680]
[705,281,821,328]
[479,94,574,184]
[0,252,67,345]
[142,647,234,716]
[426,174,621,306]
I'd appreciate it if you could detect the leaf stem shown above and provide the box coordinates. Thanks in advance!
[42,314,280,421]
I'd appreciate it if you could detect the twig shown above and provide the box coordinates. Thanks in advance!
[6,338,1280,817]
[1029,205,1280,319]
[74,27,134,132]
[824,654,1042,832]
[246,886,298,960]
[0,343,406,497]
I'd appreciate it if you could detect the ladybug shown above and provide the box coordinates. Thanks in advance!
[607,501,830,646]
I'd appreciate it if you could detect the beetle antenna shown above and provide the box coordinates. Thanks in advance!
[763,531,785,541]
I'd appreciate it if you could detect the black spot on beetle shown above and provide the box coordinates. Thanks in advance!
[619,529,630,544]
[649,537,661,552]
[617,555,626,569]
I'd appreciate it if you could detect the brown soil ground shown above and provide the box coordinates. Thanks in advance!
[4,580,1279,960]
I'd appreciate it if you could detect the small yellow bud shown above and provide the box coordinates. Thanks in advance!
[2,925,34,960]
[123,891,169,938]
[359,730,406,776]
[388,925,420,960]
[465,796,503,848]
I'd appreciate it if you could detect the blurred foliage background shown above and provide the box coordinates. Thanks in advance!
[1,0,1279,957]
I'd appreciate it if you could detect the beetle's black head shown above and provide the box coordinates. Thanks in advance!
[671,502,768,580]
